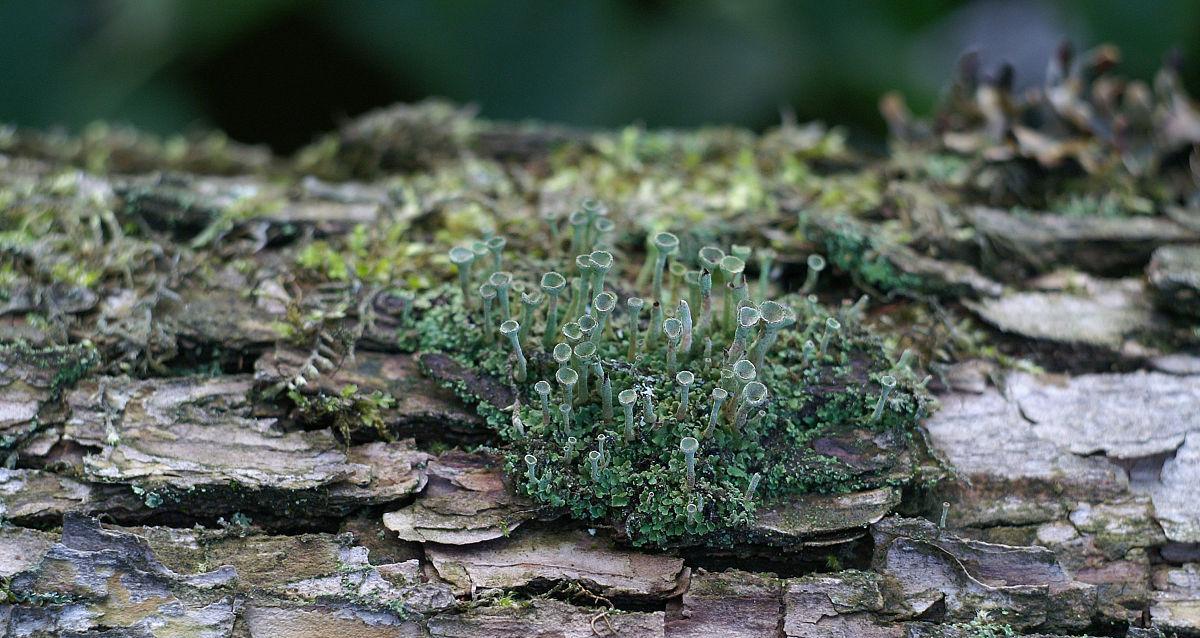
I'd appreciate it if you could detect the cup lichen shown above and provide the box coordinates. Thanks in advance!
[801,253,826,294]
[398,204,928,548]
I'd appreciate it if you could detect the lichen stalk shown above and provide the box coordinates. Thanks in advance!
[626,296,645,360]
[675,370,694,420]
[680,436,699,488]
[871,375,897,422]
[619,389,638,441]
[499,320,527,382]
[703,388,728,438]
[534,380,552,427]
[801,254,825,294]
[819,317,841,356]
[678,299,693,354]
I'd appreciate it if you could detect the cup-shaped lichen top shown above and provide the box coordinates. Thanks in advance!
[759,300,795,330]
[741,381,769,408]
[484,268,508,289]
[577,314,598,341]
[675,369,695,419]
[592,291,618,340]
[575,253,594,277]
[470,240,489,262]
[698,246,725,276]
[521,290,543,310]
[871,374,898,422]
[486,235,507,265]
[561,321,584,344]
[662,318,682,342]
[820,316,841,354]
[489,271,513,317]
[801,253,826,293]
[654,232,679,257]
[573,340,597,362]
[593,217,615,241]
[732,359,756,386]
[449,246,475,296]
[588,449,603,481]
[499,319,520,340]
[590,249,613,285]
[719,255,745,280]
[552,342,573,367]
[556,366,578,405]
[737,305,761,330]
[541,271,567,295]
[594,291,617,314]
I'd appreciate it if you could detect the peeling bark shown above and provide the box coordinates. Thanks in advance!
[425,528,688,599]
[963,206,1199,276]
[384,452,536,545]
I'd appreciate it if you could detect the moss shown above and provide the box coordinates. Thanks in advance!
[289,383,397,444]
[801,213,926,295]
[0,576,82,606]
[293,221,435,288]
[0,340,99,400]
[947,610,1017,638]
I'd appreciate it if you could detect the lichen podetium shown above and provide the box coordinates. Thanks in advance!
[399,201,930,548]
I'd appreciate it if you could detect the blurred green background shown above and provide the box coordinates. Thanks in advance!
[2,0,1198,152]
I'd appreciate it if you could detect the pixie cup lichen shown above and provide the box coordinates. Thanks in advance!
[525,454,538,482]
[675,370,694,419]
[489,271,513,320]
[626,296,645,359]
[752,300,795,371]
[534,380,552,426]
[499,319,526,381]
[651,232,680,302]
[486,236,507,273]
[449,246,475,303]
[801,254,826,294]
[819,317,841,356]
[704,387,728,438]
[734,381,768,430]
[871,374,897,423]
[400,203,928,548]
[540,271,568,348]
[478,283,497,343]
[679,435,699,488]
[556,366,578,407]
[619,389,638,441]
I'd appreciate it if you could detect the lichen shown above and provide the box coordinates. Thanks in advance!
[396,205,929,548]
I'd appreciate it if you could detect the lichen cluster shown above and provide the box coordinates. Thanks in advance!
[399,201,929,547]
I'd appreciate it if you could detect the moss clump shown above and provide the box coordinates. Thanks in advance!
[947,611,1016,638]
[399,202,929,548]
[802,213,925,295]
[288,384,396,445]
[0,339,99,399]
